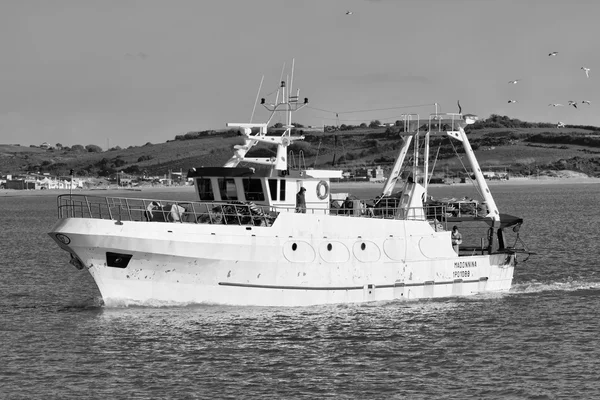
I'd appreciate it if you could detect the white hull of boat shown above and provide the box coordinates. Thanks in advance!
[49,213,515,307]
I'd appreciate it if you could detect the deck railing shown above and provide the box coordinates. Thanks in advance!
[428,113,466,132]
[56,194,452,229]
[56,195,278,226]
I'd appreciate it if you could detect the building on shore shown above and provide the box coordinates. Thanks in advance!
[2,174,83,190]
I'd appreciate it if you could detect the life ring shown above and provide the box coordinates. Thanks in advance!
[316,180,329,200]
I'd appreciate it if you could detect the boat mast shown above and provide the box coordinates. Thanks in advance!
[380,114,418,197]
[381,135,413,197]
[456,125,500,221]
[225,60,309,171]
[423,130,430,194]
[423,104,439,195]
[413,125,419,181]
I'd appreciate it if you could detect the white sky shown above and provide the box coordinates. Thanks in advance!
[1,0,599,147]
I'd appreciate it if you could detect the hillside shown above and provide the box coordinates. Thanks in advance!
[2,116,600,179]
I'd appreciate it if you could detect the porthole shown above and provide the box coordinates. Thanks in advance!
[361,243,366,251]
[327,243,332,251]
[292,243,297,251]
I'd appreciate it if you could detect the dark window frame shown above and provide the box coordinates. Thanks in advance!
[242,178,265,202]
[196,178,214,200]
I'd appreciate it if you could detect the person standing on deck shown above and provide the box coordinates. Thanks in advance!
[296,187,307,213]
[451,225,462,254]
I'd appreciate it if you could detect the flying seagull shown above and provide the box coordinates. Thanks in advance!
[568,101,578,108]
[549,52,558,56]
[508,100,518,103]
[582,100,591,105]
[508,79,521,84]
[581,67,590,78]
[346,10,353,15]
[548,103,563,107]
[557,121,565,128]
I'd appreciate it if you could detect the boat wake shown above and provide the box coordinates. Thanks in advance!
[103,297,227,309]
[509,278,600,295]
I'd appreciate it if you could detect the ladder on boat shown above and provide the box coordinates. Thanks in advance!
[288,150,307,170]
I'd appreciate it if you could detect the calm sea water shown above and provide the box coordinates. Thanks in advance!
[1,183,599,399]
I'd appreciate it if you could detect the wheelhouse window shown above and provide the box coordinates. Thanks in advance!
[268,179,278,201]
[243,178,265,201]
[279,180,286,201]
[217,178,238,200]
[196,178,214,200]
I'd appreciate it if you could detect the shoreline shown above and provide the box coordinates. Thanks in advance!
[0,185,196,198]
[2,176,599,198]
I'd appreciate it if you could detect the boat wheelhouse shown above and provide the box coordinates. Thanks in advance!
[188,166,340,215]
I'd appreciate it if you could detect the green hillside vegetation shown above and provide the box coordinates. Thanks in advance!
[1,115,600,179]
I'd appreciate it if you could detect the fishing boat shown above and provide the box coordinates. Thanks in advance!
[48,71,530,307]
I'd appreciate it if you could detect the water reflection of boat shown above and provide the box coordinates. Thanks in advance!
[48,65,532,306]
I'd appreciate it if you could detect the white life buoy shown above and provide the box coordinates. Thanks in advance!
[316,180,329,200]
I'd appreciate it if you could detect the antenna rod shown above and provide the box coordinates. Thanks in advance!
[290,58,295,100]
[281,79,289,131]
[275,62,286,105]
[250,75,264,123]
